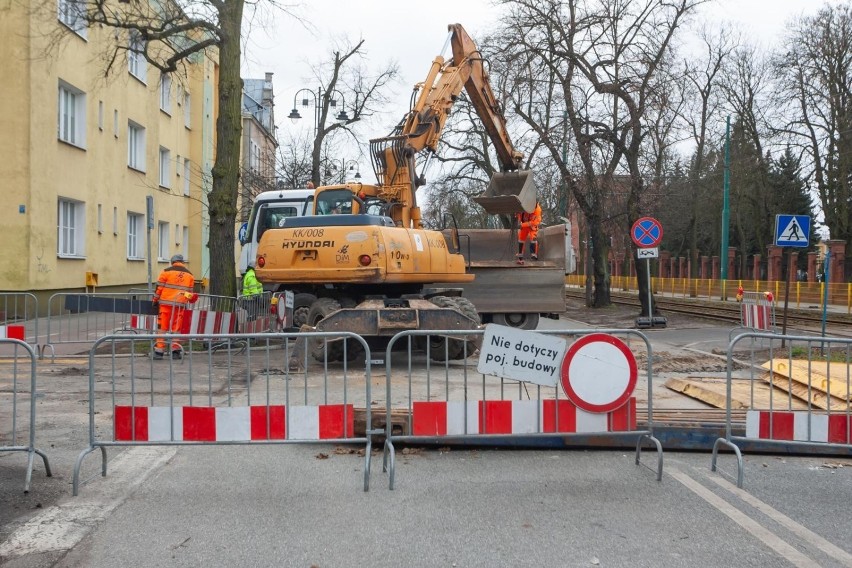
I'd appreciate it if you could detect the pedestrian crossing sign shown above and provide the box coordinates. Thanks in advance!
[774,214,810,247]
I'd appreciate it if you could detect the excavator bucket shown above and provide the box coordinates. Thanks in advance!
[472,170,537,215]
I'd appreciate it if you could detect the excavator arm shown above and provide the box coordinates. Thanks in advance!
[369,23,535,228]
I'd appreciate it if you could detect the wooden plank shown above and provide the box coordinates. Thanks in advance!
[762,360,852,401]
[664,377,811,410]
[761,372,850,411]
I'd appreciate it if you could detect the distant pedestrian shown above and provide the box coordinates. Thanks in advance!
[241,261,263,320]
[152,254,197,359]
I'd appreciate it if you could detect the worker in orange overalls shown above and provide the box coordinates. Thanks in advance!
[516,201,542,265]
[152,254,196,359]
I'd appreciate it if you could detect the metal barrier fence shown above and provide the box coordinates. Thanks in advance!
[72,331,374,495]
[0,292,38,346]
[712,331,852,487]
[381,328,663,489]
[0,339,52,492]
[43,292,274,359]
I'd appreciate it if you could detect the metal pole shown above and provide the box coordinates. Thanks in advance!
[821,249,831,339]
[721,115,731,282]
[646,258,653,319]
[146,195,154,292]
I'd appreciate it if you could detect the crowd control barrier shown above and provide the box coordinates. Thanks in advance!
[0,292,39,347]
[72,331,374,495]
[381,328,663,489]
[738,291,776,333]
[712,332,852,487]
[0,339,52,491]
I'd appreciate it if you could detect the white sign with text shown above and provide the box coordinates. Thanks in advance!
[477,324,567,387]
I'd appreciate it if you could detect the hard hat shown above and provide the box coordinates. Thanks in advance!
[170,254,184,263]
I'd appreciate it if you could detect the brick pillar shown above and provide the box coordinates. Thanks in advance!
[712,256,720,280]
[701,256,710,279]
[669,257,676,279]
[789,251,799,282]
[807,251,818,282]
[752,254,761,281]
[827,239,846,283]
[678,256,686,279]
[767,245,783,281]
[659,251,671,278]
[727,247,737,280]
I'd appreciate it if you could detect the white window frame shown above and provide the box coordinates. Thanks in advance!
[113,207,118,235]
[113,110,119,138]
[183,92,191,128]
[58,0,87,38]
[174,223,181,245]
[128,32,147,83]
[58,81,86,148]
[159,74,171,114]
[182,226,189,260]
[183,159,191,196]
[98,101,104,131]
[127,121,146,172]
[159,146,171,188]
[57,198,85,258]
[157,221,170,261]
[127,212,144,260]
[97,203,103,234]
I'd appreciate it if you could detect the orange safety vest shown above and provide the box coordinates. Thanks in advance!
[154,262,195,306]
[516,203,542,229]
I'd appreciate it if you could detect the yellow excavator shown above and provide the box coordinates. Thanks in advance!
[255,24,543,361]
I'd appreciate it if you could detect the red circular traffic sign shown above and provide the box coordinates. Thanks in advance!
[560,333,638,413]
[631,217,663,248]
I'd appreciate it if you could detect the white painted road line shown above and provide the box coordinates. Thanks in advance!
[669,468,818,568]
[0,447,175,560]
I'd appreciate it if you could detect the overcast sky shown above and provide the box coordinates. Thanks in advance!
[242,0,835,180]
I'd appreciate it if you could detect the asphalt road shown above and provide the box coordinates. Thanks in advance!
[2,309,851,567]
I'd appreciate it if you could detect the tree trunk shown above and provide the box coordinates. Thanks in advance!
[590,221,611,308]
[207,1,245,298]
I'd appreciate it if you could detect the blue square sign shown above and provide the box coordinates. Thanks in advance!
[774,215,810,247]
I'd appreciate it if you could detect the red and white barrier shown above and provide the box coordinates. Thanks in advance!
[411,398,637,436]
[129,315,158,331]
[746,410,851,444]
[129,310,236,335]
[0,325,25,340]
[114,404,355,442]
[740,303,772,330]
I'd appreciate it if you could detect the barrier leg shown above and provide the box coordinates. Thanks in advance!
[363,439,372,492]
[73,445,108,497]
[384,440,396,490]
[711,437,744,488]
[636,434,664,481]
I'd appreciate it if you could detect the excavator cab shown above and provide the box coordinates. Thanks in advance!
[473,170,538,215]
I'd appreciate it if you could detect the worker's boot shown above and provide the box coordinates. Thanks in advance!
[516,255,525,265]
[531,241,539,261]
[517,242,525,264]
[152,351,164,360]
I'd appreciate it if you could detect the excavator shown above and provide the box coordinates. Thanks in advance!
[254,24,556,361]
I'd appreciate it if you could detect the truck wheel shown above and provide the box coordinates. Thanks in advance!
[491,312,540,330]
[293,293,317,328]
[307,297,345,362]
[424,296,480,361]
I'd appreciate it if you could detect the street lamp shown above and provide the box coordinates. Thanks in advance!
[324,159,361,184]
[288,87,350,134]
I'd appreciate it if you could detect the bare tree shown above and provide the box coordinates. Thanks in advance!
[775,3,852,277]
[493,0,703,310]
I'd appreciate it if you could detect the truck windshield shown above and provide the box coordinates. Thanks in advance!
[316,189,354,215]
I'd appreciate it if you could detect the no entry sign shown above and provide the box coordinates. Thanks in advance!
[560,333,638,413]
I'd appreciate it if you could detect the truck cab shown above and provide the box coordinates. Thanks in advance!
[238,188,315,274]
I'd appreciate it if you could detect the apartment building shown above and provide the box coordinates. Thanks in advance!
[0,1,217,304]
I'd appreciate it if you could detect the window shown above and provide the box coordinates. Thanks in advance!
[58,81,86,148]
[183,159,191,196]
[57,198,85,257]
[127,213,144,259]
[58,0,87,37]
[183,92,191,128]
[158,222,169,260]
[127,121,145,171]
[182,226,189,259]
[249,140,260,173]
[159,74,171,114]
[97,204,103,234]
[159,146,170,188]
[128,32,147,82]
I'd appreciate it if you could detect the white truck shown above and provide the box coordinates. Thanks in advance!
[237,188,315,275]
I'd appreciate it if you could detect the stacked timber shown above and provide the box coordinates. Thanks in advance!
[760,360,851,410]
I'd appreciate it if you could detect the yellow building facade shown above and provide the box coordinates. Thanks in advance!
[0,2,216,301]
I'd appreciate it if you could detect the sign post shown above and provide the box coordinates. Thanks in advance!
[774,214,811,341]
[630,217,667,329]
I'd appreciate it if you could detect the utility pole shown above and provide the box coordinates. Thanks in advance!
[720,115,731,296]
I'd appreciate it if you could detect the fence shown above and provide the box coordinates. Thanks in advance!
[0,293,39,347]
[734,291,776,336]
[72,331,374,495]
[0,339,52,492]
[380,328,663,490]
[711,331,852,487]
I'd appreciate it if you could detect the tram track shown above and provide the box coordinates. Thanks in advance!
[565,287,852,336]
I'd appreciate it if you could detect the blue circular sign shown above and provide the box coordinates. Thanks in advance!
[238,222,248,243]
[631,217,663,248]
